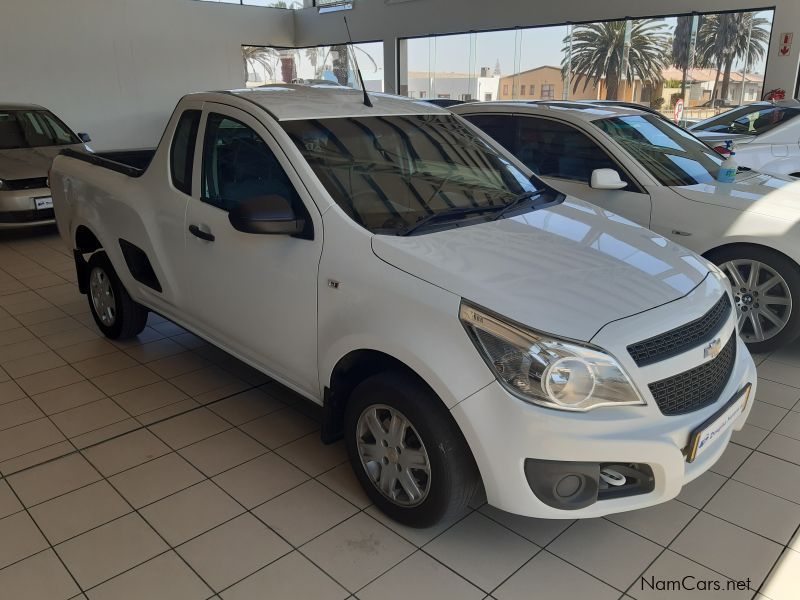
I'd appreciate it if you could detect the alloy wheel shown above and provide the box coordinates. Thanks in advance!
[355,404,432,507]
[89,267,116,327]
[720,259,792,344]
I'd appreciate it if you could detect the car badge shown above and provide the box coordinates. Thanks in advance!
[704,337,723,360]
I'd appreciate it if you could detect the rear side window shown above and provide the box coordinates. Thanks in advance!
[693,105,800,135]
[170,110,201,195]
[461,113,518,152]
[517,116,632,186]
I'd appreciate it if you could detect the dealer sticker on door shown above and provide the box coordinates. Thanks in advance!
[687,384,751,462]
[35,197,53,210]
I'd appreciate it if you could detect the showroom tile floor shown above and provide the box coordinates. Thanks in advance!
[0,227,799,600]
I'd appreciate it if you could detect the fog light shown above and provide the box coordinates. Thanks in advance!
[554,474,584,498]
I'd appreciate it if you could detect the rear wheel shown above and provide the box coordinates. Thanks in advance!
[87,252,148,340]
[708,246,800,353]
[344,371,479,527]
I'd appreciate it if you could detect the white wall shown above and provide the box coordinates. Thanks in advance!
[0,0,294,150]
[2,0,799,151]
[294,0,800,96]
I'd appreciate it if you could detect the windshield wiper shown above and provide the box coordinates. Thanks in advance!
[398,191,547,236]
[491,191,544,221]
[398,205,499,236]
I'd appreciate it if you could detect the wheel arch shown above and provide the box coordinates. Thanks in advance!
[702,241,800,269]
[74,224,103,254]
[73,225,105,293]
[322,349,440,444]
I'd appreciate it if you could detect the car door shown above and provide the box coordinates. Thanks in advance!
[184,102,323,396]
[136,103,203,314]
[516,115,653,227]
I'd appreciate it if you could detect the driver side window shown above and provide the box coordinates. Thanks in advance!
[201,113,300,212]
[517,117,634,187]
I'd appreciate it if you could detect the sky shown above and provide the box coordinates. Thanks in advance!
[403,11,773,77]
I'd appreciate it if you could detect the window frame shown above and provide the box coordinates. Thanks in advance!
[199,111,301,214]
[515,114,647,193]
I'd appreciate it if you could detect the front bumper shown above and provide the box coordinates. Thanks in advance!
[0,188,56,229]
[452,336,755,518]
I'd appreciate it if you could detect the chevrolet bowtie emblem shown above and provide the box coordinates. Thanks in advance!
[704,337,723,360]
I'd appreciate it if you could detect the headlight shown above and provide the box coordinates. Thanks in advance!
[0,179,5,190]
[460,302,645,411]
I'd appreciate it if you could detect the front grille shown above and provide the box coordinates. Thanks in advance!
[0,208,55,223]
[648,333,736,416]
[2,177,48,191]
[628,294,731,367]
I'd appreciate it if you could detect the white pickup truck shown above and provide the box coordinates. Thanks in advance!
[50,85,756,526]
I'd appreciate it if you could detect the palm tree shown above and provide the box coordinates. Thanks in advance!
[672,16,694,101]
[242,46,279,84]
[695,14,737,102]
[695,13,769,102]
[304,45,379,84]
[562,20,670,100]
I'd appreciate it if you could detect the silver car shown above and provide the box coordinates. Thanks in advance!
[0,104,89,228]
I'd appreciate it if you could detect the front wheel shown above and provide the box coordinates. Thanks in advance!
[87,252,148,340]
[708,246,800,353]
[344,372,479,527]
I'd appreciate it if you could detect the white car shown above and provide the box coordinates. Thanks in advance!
[689,100,800,178]
[453,101,800,352]
[50,86,755,525]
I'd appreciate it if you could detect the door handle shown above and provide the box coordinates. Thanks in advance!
[189,224,215,242]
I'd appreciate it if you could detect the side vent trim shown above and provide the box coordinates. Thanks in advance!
[118,239,162,293]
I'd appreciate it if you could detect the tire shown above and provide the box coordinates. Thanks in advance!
[707,245,800,353]
[344,371,479,527]
[86,251,148,340]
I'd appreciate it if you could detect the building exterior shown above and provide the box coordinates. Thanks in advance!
[660,67,764,106]
[495,66,764,106]
[402,69,500,102]
[496,66,647,102]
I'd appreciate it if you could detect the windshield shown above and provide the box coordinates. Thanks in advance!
[281,114,553,234]
[594,115,725,187]
[0,110,80,149]
[691,104,800,135]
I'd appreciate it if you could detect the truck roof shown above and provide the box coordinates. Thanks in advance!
[0,103,46,111]
[209,84,448,121]
[453,100,647,123]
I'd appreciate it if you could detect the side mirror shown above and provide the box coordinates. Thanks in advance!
[78,133,91,143]
[228,195,305,235]
[590,168,628,190]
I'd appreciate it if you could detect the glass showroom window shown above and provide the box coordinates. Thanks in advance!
[398,8,774,120]
[243,42,383,90]
[399,34,478,102]
[193,0,305,6]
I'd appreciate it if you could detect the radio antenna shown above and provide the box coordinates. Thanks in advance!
[343,16,373,108]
